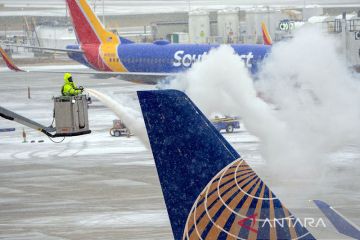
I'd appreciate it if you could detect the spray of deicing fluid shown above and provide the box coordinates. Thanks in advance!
[85,88,150,148]
[160,25,360,185]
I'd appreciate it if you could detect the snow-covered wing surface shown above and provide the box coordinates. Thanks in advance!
[313,200,360,239]
[1,43,83,53]
[138,90,315,240]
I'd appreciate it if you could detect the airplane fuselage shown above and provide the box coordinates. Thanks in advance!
[67,42,271,75]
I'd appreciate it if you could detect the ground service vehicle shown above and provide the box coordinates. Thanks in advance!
[109,120,130,137]
[211,116,240,133]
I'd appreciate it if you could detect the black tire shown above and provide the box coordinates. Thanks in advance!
[226,124,234,133]
[114,130,121,137]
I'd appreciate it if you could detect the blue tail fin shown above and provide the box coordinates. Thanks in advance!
[138,90,315,240]
[313,200,360,239]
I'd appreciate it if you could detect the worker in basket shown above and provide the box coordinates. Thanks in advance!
[61,73,84,96]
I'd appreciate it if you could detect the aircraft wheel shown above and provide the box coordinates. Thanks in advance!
[114,130,121,137]
[226,125,234,133]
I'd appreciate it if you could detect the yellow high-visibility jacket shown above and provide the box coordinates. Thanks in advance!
[61,77,82,96]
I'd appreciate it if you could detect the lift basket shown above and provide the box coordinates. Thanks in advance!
[54,95,90,137]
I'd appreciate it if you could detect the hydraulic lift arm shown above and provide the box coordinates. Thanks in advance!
[0,95,91,139]
[0,106,57,137]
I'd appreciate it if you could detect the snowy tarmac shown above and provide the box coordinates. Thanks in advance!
[0,69,359,239]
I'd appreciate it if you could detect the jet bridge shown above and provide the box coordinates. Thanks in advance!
[0,95,91,138]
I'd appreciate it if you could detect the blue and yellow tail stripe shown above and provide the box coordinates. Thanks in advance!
[183,159,314,240]
[99,44,128,72]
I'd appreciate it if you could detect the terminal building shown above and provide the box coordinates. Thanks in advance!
[0,4,359,69]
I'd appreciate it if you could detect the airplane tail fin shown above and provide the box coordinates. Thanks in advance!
[262,22,273,46]
[0,47,24,72]
[138,90,314,240]
[65,0,133,45]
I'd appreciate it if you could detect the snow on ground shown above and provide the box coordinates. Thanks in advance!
[0,69,359,239]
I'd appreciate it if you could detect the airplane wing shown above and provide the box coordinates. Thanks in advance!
[313,200,360,239]
[137,89,315,240]
[1,43,83,53]
[0,46,175,84]
[262,22,273,46]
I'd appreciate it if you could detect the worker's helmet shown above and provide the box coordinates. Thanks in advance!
[64,73,73,82]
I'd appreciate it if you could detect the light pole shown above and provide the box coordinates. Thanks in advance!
[302,0,306,21]
[102,0,106,28]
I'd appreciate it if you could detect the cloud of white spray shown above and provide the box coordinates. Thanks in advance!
[256,26,360,175]
[86,88,150,148]
[161,25,360,184]
[164,45,287,149]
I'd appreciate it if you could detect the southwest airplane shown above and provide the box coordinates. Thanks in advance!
[0,0,272,84]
